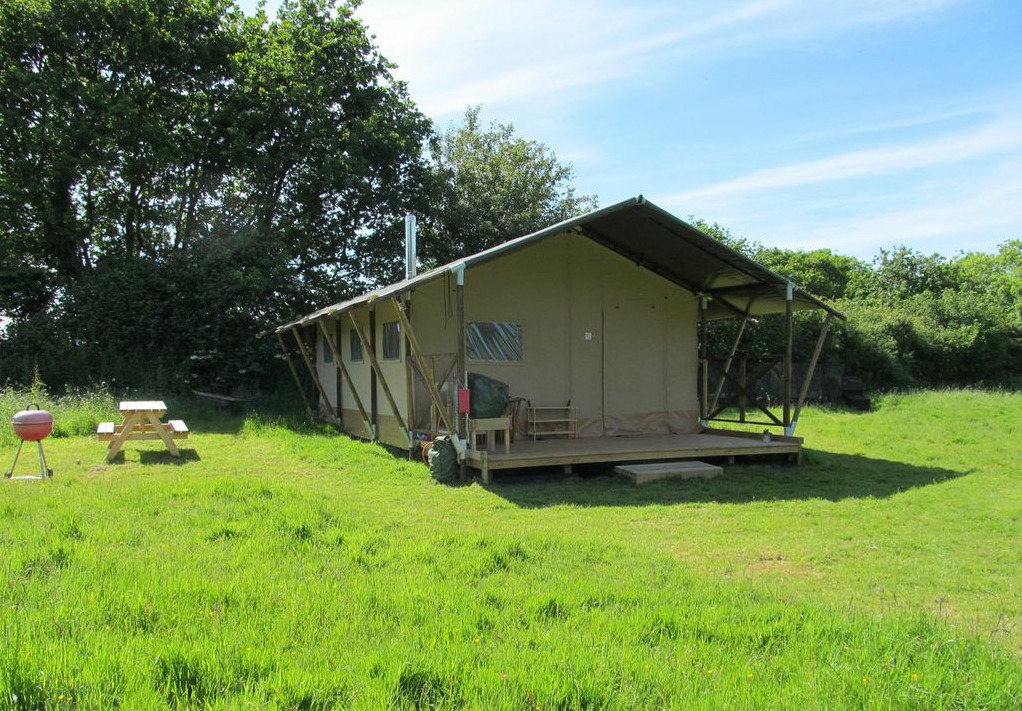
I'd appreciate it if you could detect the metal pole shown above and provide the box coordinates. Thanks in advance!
[5,440,25,478]
[405,213,417,280]
[37,441,52,478]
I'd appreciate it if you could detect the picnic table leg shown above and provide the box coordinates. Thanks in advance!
[107,412,142,462]
[146,412,180,457]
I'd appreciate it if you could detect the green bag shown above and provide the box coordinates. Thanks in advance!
[467,372,509,419]
[427,436,458,483]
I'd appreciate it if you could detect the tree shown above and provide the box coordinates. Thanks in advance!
[0,0,435,390]
[691,221,869,300]
[956,240,1022,321]
[848,245,961,301]
[754,248,869,301]
[420,106,597,266]
[689,219,761,256]
[0,0,241,285]
[222,0,432,300]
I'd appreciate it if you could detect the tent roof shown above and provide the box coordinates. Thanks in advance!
[276,196,842,333]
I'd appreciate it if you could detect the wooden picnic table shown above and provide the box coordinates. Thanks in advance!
[97,400,188,462]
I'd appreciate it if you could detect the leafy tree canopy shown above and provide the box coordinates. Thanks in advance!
[0,0,432,390]
[420,106,598,266]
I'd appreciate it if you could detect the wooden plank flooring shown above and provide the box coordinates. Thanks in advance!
[464,429,801,478]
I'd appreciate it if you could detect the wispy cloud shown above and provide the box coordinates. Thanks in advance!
[357,0,961,116]
[667,141,1022,257]
[662,118,1022,206]
[787,172,1022,254]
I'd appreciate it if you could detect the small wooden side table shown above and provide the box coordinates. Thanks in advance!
[469,416,511,454]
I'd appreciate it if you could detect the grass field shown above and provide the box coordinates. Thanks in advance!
[1,388,1021,709]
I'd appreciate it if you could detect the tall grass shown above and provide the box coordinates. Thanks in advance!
[0,384,116,447]
[1,389,1021,709]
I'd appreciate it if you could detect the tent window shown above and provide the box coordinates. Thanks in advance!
[321,333,333,364]
[382,321,401,360]
[349,329,363,362]
[467,322,522,362]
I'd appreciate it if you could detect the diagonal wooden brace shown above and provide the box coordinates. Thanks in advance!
[276,331,313,416]
[318,319,374,440]
[392,297,465,456]
[291,326,336,419]
[348,312,412,448]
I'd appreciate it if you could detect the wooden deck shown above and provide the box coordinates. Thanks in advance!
[465,428,802,483]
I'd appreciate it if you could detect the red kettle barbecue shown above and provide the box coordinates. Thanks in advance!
[5,402,54,480]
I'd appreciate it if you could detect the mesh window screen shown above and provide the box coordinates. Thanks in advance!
[349,329,363,362]
[466,322,523,362]
[382,321,401,360]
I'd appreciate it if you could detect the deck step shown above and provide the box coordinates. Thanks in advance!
[614,460,722,485]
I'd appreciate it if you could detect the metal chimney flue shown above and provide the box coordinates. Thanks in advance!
[404,213,417,280]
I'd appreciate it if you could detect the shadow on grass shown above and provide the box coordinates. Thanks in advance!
[137,449,202,465]
[485,449,967,508]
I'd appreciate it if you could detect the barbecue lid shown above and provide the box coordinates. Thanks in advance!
[11,402,53,441]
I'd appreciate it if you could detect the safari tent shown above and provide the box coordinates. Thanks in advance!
[274,196,842,481]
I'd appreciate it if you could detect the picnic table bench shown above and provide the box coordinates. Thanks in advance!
[97,400,188,462]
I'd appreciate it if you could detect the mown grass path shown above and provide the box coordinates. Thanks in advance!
[1,390,1020,709]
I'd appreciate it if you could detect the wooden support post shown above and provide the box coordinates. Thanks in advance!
[404,297,414,450]
[276,331,313,416]
[791,313,835,431]
[455,272,467,439]
[738,357,747,423]
[291,326,336,419]
[783,285,794,428]
[480,450,490,485]
[317,320,373,439]
[348,311,412,447]
[427,357,436,435]
[411,355,458,434]
[699,296,709,422]
[334,319,343,415]
[437,357,457,407]
[392,297,459,439]
[369,307,378,433]
[709,317,748,416]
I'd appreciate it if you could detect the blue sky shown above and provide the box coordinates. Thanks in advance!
[243,0,1021,260]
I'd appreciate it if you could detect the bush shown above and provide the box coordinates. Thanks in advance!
[836,291,1022,388]
[0,231,305,393]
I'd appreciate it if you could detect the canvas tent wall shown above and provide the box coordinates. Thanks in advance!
[275,196,843,452]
